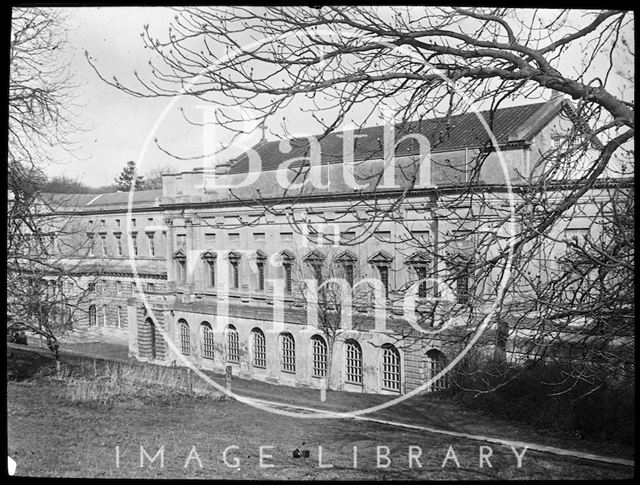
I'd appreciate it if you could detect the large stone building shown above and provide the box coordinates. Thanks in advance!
[36,97,627,394]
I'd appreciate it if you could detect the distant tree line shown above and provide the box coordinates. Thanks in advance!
[40,162,175,194]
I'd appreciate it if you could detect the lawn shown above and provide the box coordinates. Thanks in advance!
[6,348,634,479]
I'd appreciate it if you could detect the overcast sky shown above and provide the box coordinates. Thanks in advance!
[21,7,635,188]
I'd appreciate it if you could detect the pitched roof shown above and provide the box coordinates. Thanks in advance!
[43,189,163,211]
[228,99,565,175]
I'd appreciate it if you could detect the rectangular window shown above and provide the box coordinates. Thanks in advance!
[115,234,123,256]
[207,261,216,287]
[283,263,292,293]
[132,234,138,256]
[116,281,122,294]
[146,282,155,292]
[229,233,240,244]
[231,261,239,289]
[147,233,155,256]
[88,282,96,292]
[100,220,105,229]
[280,232,293,242]
[204,233,216,245]
[115,219,121,228]
[253,232,265,242]
[257,261,265,290]
[344,264,354,288]
[374,231,392,242]
[416,266,427,298]
[378,265,389,297]
[100,235,107,256]
[131,218,136,227]
[176,234,186,250]
[87,234,95,256]
[456,264,470,305]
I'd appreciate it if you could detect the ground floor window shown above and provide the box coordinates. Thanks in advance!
[227,325,240,363]
[88,305,96,326]
[345,340,363,384]
[381,344,401,391]
[252,328,266,368]
[311,335,328,378]
[180,319,190,355]
[426,349,449,391]
[202,322,214,359]
[281,333,296,373]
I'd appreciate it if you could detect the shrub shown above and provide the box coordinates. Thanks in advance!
[448,353,635,445]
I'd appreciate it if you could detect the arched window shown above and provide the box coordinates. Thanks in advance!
[311,335,328,378]
[426,349,449,392]
[201,322,214,359]
[88,305,96,326]
[102,305,108,326]
[252,328,266,368]
[344,340,363,385]
[381,344,401,392]
[179,319,190,355]
[281,333,296,373]
[227,324,239,363]
[117,306,123,328]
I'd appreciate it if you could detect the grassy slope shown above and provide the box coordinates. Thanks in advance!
[6,351,633,479]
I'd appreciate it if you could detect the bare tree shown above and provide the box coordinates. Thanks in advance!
[88,7,634,388]
[8,7,93,366]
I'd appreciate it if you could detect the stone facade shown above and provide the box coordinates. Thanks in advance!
[39,97,624,395]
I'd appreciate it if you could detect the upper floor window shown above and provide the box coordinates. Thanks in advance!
[100,220,106,229]
[176,234,187,251]
[415,266,428,299]
[115,219,121,228]
[283,262,292,293]
[378,265,389,297]
[131,233,138,256]
[147,233,155,257]
[115,234,123,257]
[257,260,265,290]
[87,234,95,257]
[100,235,107,257]
[117,306,124,328]
[228,252,240,289]
[116,281,122,294]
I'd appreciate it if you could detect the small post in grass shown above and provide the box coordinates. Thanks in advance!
[225,365,232,393]
[320,377,327,402]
